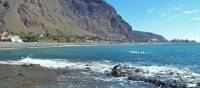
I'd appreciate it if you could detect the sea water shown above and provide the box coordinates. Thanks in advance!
[0,43,200,88]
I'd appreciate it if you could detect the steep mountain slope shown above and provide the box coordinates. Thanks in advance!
[0,0,167,42]
[133,31,167,42]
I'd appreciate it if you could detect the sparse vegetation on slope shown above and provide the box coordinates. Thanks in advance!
[0,0,167,43]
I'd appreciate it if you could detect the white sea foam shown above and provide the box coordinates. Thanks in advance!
[0,57,200,84]
[0,57,198,76]
[0,58,196,74]
[0,57,115,73]
[94,77,127,82]
[0,57,85,69]
[139,65,186,74]
[129,51,145,54]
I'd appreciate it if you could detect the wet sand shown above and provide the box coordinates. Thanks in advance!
[0,64,118,88]
[0,64,96,88]
[0,64,155,88]
[0,42,142,50]
[0,64,103,88]
[0,43,94,50]
[0,64,63,88]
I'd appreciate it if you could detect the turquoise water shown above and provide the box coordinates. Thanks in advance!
[0,43,200,87]
[1,43,200,68]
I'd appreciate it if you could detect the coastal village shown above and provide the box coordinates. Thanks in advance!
[0,32,23,43]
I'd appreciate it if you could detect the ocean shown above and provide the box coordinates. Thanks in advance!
[0,43,200,88]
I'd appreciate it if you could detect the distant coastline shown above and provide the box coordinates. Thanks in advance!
[0,42,94,50]
[0,42,199,50]
[170,39,197,43]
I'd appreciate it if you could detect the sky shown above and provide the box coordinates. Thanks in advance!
[106,0,200,41]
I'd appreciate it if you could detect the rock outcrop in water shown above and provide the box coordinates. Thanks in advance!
[111,64,126,77]
[110,65,200,88]
[0,0,167,42]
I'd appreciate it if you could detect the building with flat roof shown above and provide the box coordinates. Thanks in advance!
[0,32,23,43]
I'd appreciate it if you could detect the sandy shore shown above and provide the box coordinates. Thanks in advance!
[0,42,185,50]
[0,64,63,88]
[0,42,136,50]
[0,64,99,88]
[1,63,152,88]
[0,64,130,88]
[0,42,95,50]
[0,42,199,50]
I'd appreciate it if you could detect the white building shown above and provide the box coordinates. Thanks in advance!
[8,35,23,43]
[147,38,159,42]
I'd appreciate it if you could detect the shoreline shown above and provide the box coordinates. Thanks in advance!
[0,64,133,88]
[0,42,144,50]
[0,42,95,50]
[0,56,200,88]
[0,64,62,88]
[0,42,199,50]
[1,61,200,88]
[0,64,103,88]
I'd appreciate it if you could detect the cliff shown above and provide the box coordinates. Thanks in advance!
[0,0,167,42]
[133,31,167,42]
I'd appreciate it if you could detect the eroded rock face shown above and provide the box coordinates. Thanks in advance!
[0,0,132,38]
[0,0,8,31]
[0,0,167,42]
[60,0,133,39]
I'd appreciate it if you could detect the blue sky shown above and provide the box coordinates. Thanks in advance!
[106,0,200,41]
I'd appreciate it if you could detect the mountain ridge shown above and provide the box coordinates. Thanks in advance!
[0,0,167,42]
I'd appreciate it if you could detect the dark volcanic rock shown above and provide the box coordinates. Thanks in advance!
[110,65,200,88]
[111,65,146,77]
[111,64,126,77]
[128,75,187,88]
[21,64,40,67]
[198,82,200,86]
[125,67,145,74]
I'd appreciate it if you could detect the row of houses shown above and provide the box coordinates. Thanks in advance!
[0,32,23,43]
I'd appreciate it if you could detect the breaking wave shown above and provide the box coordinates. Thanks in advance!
[129,51,145,54]
[0,57,200,86]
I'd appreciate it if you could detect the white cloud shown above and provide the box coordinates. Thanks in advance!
[194,36,200,42]
[183,10,199,15]
[192,17,200,21]
[172,7,183,11]
[147,8,156,14]
[159,13,179,18]
[160,13,168,17]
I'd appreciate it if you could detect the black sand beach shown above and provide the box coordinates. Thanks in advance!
[0,64,134,88]
[0,64,63,88]
[0,43,94,50]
